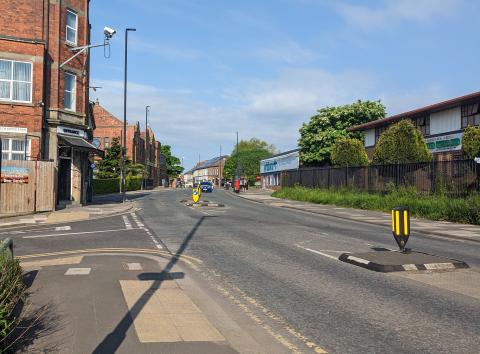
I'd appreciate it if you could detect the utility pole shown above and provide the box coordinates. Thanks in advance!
[219,144,222,187]
[122,27,136,203]
[236,131,239,193]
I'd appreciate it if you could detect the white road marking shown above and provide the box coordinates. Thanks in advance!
[122,215,132,229]
[130,212,162,249]
[55,226,71,231]
[65,267,91,275]
[22,228,142,239]
[347,256,370,265]
[402,264,418,271]
[126,262,143,270]
[295,244,340,260]
[424,263,455,270]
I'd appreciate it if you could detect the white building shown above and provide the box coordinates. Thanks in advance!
[260,149,300,189]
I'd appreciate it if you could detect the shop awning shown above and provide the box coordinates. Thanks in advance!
[58,135,104,157]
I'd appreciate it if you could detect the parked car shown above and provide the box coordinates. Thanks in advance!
[200,181,214,193]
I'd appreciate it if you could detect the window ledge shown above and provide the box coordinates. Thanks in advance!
[0,100,35,107]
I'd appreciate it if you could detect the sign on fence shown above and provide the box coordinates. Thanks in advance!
[426,132,463,153]
[1,166,29,184]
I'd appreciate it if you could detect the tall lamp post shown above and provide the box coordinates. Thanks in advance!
[145,105,150,189]
[122,27,136,203]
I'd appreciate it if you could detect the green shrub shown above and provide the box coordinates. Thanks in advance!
[93,178,120,195]
[272,186,480,225]
[331,138,369,167]
[0,250,26,350]
[126,176,143,191]
[373,120,431,164]
[462,126,480,159]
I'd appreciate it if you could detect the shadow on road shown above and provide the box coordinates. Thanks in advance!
[92,215,208,353]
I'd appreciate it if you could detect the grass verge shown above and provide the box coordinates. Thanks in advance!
[272,186,480,225]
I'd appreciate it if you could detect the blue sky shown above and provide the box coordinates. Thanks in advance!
[89,0,479,170]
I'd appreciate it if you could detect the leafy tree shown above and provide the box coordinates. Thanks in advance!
[462,126,480,159]
[299,100,385,166]
[126,163,145,177]
[223,138,274,183]
[96,137,122,178]
[237,138,277,154]
[331,138,369,167]
[161,144,184,178]
[372,119,432,164]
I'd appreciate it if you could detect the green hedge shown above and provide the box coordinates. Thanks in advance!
[272,186,480,225]
[93,178,120,195]
[93,176,144,195]
[126,176,143,191]
[0,247,26,350]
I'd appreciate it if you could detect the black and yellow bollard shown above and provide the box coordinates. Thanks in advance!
[391,206,410,252]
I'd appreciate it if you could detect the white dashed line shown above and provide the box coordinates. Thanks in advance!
[295,244,340,261]
[55,226,71,231]
[126,262,143,270]
[130,212,163,249]
[122,215,132,229]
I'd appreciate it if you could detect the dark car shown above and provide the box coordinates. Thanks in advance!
[200,181,214,193]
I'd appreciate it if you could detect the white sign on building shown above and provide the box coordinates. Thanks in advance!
[0,126,28,134]
[425,132,463,153]
[260,150,300,174]
[57,126,86,138]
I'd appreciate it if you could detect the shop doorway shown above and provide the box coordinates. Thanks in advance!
[58,158,71,201]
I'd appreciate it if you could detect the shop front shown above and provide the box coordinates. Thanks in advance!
[260,149,300,189]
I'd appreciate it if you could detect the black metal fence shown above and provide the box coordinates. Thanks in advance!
[281,159,479,197]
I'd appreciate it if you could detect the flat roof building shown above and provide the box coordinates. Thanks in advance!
[260,149,300,189]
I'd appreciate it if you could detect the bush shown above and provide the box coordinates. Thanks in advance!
[126,176,142,191]
[93,178,120,195]
[331,138,369,167]
[0,249,26,350]
[373,120,431,164]
[462,126,480,159]
[273,186,480,225]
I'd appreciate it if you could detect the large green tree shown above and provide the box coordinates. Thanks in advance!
[161,144,184,178]
[96,136,122,178]
[331,138,369,167]
[462,126,480,159]
[372,120,431,164]
[299,100,386,166]
[223,138,274,183]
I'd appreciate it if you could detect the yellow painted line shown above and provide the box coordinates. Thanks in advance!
[20,256,83,268]
[15,248,203,264]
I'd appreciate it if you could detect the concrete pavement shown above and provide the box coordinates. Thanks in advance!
[235,189,480,242]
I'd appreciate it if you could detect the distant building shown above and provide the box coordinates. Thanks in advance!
[260,149,300,189]
[93,102,167,187]
[191,155,229,186]
[348,92,480,161]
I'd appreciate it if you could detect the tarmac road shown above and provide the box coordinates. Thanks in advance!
[8,188,480,353]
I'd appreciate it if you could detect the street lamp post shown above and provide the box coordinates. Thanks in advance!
[145,105,150,189]
[122,27,136,203]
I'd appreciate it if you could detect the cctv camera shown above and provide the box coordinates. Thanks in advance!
[104,26,116,38]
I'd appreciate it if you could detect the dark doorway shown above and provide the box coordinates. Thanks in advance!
[58,158,71,201]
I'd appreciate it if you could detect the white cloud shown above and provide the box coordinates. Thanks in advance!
[256,40,320,64]
[336,0,462,30]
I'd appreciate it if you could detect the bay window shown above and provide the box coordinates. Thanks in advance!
[66,9,78,46]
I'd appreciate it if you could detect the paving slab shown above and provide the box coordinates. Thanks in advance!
[339,250,470,272]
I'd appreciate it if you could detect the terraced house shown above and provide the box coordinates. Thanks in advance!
[349,92,480,161]
[0,0,102,206]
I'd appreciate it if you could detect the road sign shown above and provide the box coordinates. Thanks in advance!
[391,206,410,252]
[90,163,96,169]
[192,186,201,203]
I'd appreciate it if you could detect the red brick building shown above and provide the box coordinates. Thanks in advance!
[93,102,168,187]
[0,0,102,205]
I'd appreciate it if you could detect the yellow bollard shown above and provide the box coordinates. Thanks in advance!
[391,206,410,252]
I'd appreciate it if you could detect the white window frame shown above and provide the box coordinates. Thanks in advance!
[0,59,33,103]
[1,138,31,161]
[66,9,78,46]
[64,72,76,111]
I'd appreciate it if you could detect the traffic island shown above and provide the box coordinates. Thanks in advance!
[184,202,225,207]
[339,250,469,273]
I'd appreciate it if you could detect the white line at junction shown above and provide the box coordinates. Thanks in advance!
[23,228,143,239]
[295,244,343,261]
